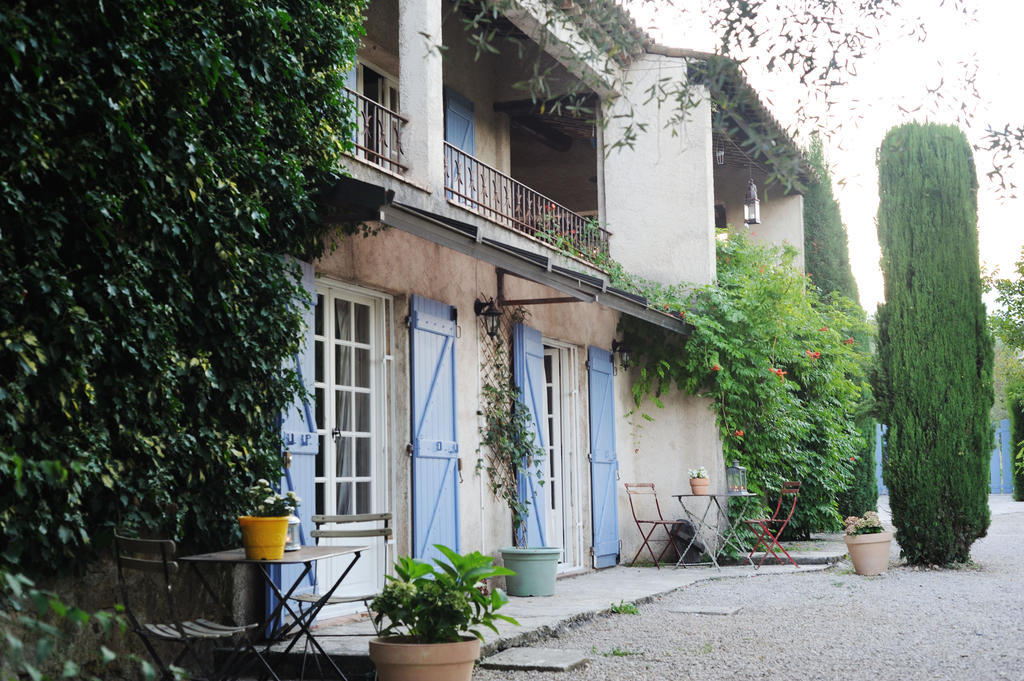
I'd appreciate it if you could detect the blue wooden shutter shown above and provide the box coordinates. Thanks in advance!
[410,295,460,563]
[444,89,476,205]
[268,258,319,626]
[513,323,549,548]
[587,347,619,568]
[444,89,475,154]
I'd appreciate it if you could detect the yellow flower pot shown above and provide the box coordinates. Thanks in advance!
[238,516,290,560]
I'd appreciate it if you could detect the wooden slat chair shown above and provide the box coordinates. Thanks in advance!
[290,513,392,620]
[624,483,683,569]
[113,533,273,681]
[744,481,802,568]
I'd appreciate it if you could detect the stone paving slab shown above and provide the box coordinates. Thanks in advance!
[666,605,742,615]
[480,647,590,672]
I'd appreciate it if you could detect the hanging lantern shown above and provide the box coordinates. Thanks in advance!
[744,178,760,225]
[726,460,747,494]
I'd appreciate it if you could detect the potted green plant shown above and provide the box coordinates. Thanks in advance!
[843,511,893,575]
[477,341,561,596]
[237,478,300,560]
[688,466,710,495]
[368,544,518,681]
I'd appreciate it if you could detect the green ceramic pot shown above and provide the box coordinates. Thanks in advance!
[499,547,561,597]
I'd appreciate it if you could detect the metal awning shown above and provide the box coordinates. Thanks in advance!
[378,201,689,335]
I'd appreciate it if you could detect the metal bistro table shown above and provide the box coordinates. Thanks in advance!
[181,545,367,680]
[671,492,758,569]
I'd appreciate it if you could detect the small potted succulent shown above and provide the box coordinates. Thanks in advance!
[688,466,710,495]
[843,511,893,575]
[368,544,518,681]
[237,479,300,560]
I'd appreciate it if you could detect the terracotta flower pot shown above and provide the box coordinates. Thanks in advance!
[238,516,290,560]
[844,531,893,575]
[689,478,710,495]
[369,636,480,681]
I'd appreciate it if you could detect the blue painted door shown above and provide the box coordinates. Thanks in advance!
[513,323,549,548]
[999,419,1014,494]
[268,258,319,626]
[991,418,1013,493]
[410,295,460,562]
[587,347,619,568]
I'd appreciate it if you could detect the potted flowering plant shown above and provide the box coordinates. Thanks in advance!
[843,511,893,575]
[238,479,300,560]
[368,544,518,681]
[688,466,710,495]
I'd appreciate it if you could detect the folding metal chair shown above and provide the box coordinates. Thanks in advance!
[114,533,276,681]
[624,483,683,568]
[288,513,392,680]
[744,481,801,568]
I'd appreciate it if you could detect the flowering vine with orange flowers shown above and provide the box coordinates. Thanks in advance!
[614,234,873,535]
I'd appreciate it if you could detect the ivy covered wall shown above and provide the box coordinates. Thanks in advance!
[0,0,367,576]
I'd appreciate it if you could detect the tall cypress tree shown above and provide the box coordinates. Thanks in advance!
[803,135,875,517]
[874,123,993,564]
[803,133,859,303]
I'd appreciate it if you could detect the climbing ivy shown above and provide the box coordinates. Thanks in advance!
[618,235,872,535]
[0,0,367,575]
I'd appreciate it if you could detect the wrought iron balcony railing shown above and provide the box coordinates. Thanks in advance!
[443,142,610,265]
[345,88,407,175]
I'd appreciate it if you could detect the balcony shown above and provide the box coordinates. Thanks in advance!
[443,142,610,267]
[345,88,407,175]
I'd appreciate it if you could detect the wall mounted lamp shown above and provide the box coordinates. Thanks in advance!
[611,339,631,369]
[474,298,502,338]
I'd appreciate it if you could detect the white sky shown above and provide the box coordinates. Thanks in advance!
[631,0,1024,314]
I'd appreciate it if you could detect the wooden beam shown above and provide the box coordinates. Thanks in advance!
[510,116,573,152]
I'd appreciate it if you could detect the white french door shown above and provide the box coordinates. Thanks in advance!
[313,280,391,616]
[543,343,583,572]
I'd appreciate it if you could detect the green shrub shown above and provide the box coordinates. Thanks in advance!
[837,418,879,518]
[621,235,872,536]
[874,122,993,564]
[0,571,149,681]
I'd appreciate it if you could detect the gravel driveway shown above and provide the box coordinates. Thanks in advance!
[475,499,1024,681]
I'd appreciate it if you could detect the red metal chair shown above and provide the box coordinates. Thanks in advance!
[744,481,801,568]
[624,483,681,569]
